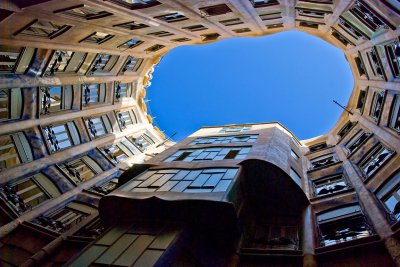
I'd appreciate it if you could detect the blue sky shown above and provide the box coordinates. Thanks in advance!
[147,30,354,141]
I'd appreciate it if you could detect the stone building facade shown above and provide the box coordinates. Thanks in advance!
[0,0,399,266]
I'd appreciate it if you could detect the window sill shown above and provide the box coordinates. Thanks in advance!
[315,235,380,254]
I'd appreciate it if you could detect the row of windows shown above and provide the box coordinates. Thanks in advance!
[189,135,258,145]
[0,83,136,122]
[0,46,143,76]
[164,146,251,162]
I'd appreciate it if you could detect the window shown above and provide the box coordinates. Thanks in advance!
[44,50,86,75]
[201,33,221,41]
[165,147,251,162]
[88,54,119,74]
[356,89,367,110]
[82,84,106,106]
[32,202,90,233]
[147,31,174,37]
[105,0,161,10]
[59,156,101,184]
[154,12,188,23]
[171,37,192,42]
[359,143,394,178]
[40,86,73,114]
[310,154,338,169]
[144,44,165,53]
[0,46,35,74]
[384,39,400,78]
[370,91,385,121]
[338,17,367,41]
[313,174,350,197]
[199,4,232,16]
[84,115,112,139]
[219,18,243,26]
[296,8,328,19]
[349,1,393,32]
[220,125,251,133]
[345,130,371,154]
[317,204,373,246]
[114,82,132,101]
[309,142,328,153]
[42,122,80,152]
[366,48,385,79]
[14,19,71,39]
[259,12,282,21]
[0,173,60,215]
[80,32,114,44]
[113,21,149,30]
[290,168,302,184]
[118,38,143,49]
[389,95,400,132]
[355,56,366,77]
[54,5,112,20]
[332,29,353,46]
[290,150,299,160]
[189,135,258,145]
[88,177,118,196]
[129,134,154,152]
[116,110,136,130]
[376,171,400,223]
[299,21,319,29]
[100,144,128,164]
[182,24,207,32]
[337,121,354,139]
[120,168,238,193]
[266,23,284,29]
[0,132,33,170]
[249,0,279,8]
[233,28,251,34]
[120,56,143,73]
[0,88,22,121]
[241,223,299,251]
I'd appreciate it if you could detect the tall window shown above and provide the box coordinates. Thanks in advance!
[121,168,238,193]
[0,173,60,215]
[118,39,143,49]
[40,86,73,114]
[182,25,208,32]
[389,95,400,132]
[189,135,258,145]
[370,91,385,121]
[0,88,22,121]
[42,122,80,152]
[54,5,113,20]
[309,142,328,153]
[0,46,35,74]
[116,110,136,130]
[154,12,188,23]
[310,154,338,169]
[14,19,71,39]
[345,130,371,154]
[356,89,367,110]
[359,143,394,178]
[88,54,119,74]
[313,174,350,197]
[84,115,112,139]
[88,177,119,196]
[164,146,251,162]
[113,21,149,30]
[366,48,385,79]
[80,32,114,44]
[105,0,161,10]
[199,4,232,16]
[384,39,400,78]
[349,1,393,32]
[44,50,86,75]
[59,156,101,185]
[100,144,129,165]
[82,84,106,106]
[129,134,154,152]
[114,82,132,101]
[249,0,279,8]
[120,56,142,73]
[32,202,91,233]
[338,18,367,41]
[337,121,354,139]
[376,171,400,224]
[0,132,33,170]
[317,204,373,247]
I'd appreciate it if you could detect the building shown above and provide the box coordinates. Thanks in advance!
[0,0,399,266]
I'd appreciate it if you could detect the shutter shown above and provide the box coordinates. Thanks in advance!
[65,52,86,72]
[10,88,22,119]
[63,85,73,110]
[102,114,112,133]
[99,83,106,103]
[67,121,81,145]
[12,132,33,162]
[34,173,61,198]
[83,155,103,174]
[15,48,35,74]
